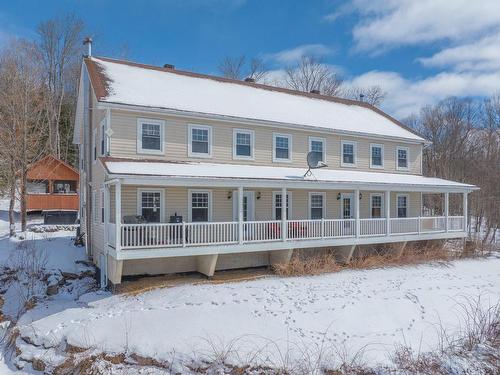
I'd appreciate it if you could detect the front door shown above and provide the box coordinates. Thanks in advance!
[341,193,354,219]
[232,191,255,221]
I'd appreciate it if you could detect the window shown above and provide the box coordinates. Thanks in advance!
[273,133,292,162]
[233,129,254,160]
[188,125,212,158]
[137,118,164,154]
[92,131,97,163]
[370,144,384,168]
[309,193,325,220]
[341,141,356,166]
[370,194,383,218]
[100,119,106,156]
[396,146,409,170]
[273,192,291,220]
[397,194,408,218]
[190,190,211,222]
[93,190,98,222]
[138,190,162,223]
[100,189,105,223]
[309,137,325,162]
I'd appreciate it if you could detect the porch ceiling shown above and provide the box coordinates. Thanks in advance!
[101,158,477,193]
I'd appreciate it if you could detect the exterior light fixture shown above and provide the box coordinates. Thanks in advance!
[227,191,232,200]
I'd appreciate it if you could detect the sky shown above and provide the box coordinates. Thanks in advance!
[1,0,500,119]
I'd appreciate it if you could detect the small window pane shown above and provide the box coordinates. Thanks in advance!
[398,149,408,168]
[343,143,354,164]
[371,146,382,166]
[142,123,161,151]
[192,128,209,154]
[275,136,289,159]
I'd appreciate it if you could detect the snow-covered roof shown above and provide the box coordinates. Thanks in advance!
[102,158,476,191]
[86,57,426,143]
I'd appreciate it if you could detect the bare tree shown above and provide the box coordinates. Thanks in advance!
[341,85,386,106]
[218,55,267,81]
[283,56,343,96]
[37,13,84,157]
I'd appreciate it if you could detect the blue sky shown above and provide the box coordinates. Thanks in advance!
[1,0,500,118]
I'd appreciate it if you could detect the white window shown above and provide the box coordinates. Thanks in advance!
[309,137,325,162]
[137,118,164,155]
[272,191,292,220]
[396,146,409,170]
[100,189,105,223]
[189,190,212,222]
[309,192,325,220]
[341,140,356,167]
[370,144,384,169]
[233,129,254,160]
[397,194,409,218]
[273,133,292,162]
[93,190,98,222]
[188,125,212,158]
[137,189,163,223]
[100,119,106,156]
[370,193,383,218]
[92,130,97,163]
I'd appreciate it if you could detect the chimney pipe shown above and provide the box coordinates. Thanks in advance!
[83,37,93,57]
[244,77,255,83]
[310,89,320,94]
[359,93,365,102]
[163,63,175,69]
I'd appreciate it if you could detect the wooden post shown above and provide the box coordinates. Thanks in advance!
[385,190,390,236]
[281,187,287,241]
[238,186,244,244]
[463,192,468,232]
[355,189,360,238]
[115,181,121,252]
[444,192,449,232]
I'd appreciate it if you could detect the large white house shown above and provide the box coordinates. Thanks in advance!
[74,50,477,286]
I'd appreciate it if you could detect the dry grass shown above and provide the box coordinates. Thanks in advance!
[273,253,341,276]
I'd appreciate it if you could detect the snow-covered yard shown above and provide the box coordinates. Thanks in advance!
[0,201,499,373]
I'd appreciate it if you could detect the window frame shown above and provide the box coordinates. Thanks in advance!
[308,192,326,220]
[272,133,293,163]
[340,140,357,167]
[100,188,105,223]
[272,191,292,220]
[100,119,106,157]
[232,128,255,160]
[396,193,409,218]
[188,124,213,158]
[370,143,384,169]
[92,130,97,164]
[137,188,164,223]
[370,193,384,218]
[188,189,213,222]
[136,118,165,155]
[396,146,410,171]
[308,136,326,163]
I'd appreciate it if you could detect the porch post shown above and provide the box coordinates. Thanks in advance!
[463,192,468,232]
[115,181,121,252]
[238,186,244,244]
[444,192,449,232]
[281,187,287,241]
[104,185,110,246]
[355,189,360,238]
[385,190,390,236]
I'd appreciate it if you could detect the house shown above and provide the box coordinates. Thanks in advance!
[74,47,477,287]
[26,155,79,224]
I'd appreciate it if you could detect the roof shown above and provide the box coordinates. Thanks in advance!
[27,155,79,181]
[101,158,477,192]
[85,56,426,143]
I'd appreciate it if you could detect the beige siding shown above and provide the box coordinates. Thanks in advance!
[109,109,423,174]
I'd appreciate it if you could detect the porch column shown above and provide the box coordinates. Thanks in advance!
[281,187,287,241]
[238,186,244,244]
[115,181,121,252]
[355,189,360,238]
[385,190,390,236]
[104,185,110,246]
[463,192,468,232]
[444,192,449,232]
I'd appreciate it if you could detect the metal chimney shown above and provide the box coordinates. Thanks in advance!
[310,89,320,94]
[83,37,93,57]
[244,77,255,83]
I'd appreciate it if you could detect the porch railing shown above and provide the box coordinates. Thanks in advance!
[112,216,465,250]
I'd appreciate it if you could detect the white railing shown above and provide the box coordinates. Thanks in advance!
[243,220,282,243]
[420,216,446,233]
[360,218,387,236]
[324,219,356,238]
[448,216,465,231]
[110,216,466,250]
[390,217,419,235]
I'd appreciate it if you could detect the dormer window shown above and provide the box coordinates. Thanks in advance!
[137,118,164,155]
[396,146,409,170]
[188,124,212,158]
[341,140,356,167]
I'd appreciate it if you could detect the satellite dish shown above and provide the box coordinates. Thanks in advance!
[304,151,328,177]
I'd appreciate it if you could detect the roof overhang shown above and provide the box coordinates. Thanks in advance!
[101,159,478,193]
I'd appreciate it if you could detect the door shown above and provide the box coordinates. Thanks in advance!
[341,193,354,219]
[233,191,255,221]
